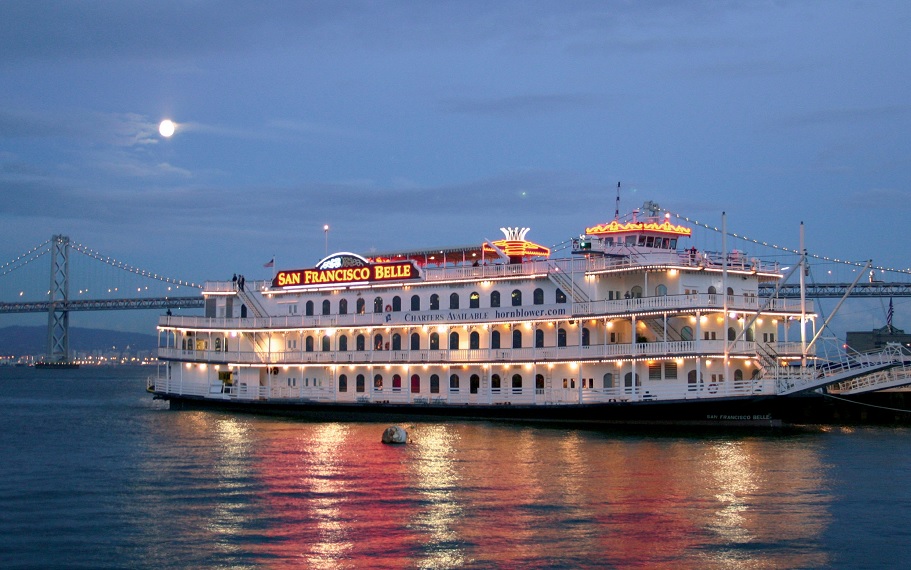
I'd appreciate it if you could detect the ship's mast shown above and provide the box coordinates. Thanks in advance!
[614,181,621,220]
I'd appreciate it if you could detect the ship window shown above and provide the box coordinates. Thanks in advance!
[356,374,365,392]
[392,374,402,390]
[512,374,522,393]
[708,286,717,295]
[745,328,755,342]
[728,327,737,341]
[512,329,522,349]
[492,374,501,390]
[339,299,348,315]
[411,374,420,393]
[470,292,480,308]
[306,335,314,352]
[411,294,420,311]
[638,236,647,246]
[536,374,544,390]
[670,238,678,249]
[430,374,440,393]
[681,326,693,341]
[322,335,330,351]
[392,296,401,312]
[665,362,678,379]
[450,292,459,309]
[374,374,383,390]
[306,301,314,316]
[470,331,480,349]
[734,369,743,381]
[582,327,590,346]
[449,331,459,350]
[430,332,440,350]
[535,329,544,348]
[356,334,365,351]
[338,335,348,351]
[356,298,366,314]
[430,294,440,310]
[450,374,460,391]
[603,373,614,388]
[630,286,642,298]
[556,288,566,304]
[727,287,734,298]
[491,330,501,349]
[656,284,667,296]
[624,372,641,387]
[490,291,501,307]
[470,374,480,394]
[411,332,420,350]
[392,333,402,351]
[649,362,662,380]
[374,297,383,313]
[533,288,544,305]
[558,328,567,347]
[511,289,522,306]
[625,235,636,246]
[688,370,698,390]
[374,334,384,350]
[338,374,347,392]
[322,300,331,315]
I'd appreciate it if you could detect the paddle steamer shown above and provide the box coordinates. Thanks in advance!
[150,202,897,426]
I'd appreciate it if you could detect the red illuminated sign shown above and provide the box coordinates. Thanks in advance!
[272,253,421,288]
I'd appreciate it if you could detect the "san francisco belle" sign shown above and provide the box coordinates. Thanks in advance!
[272,253,421,289]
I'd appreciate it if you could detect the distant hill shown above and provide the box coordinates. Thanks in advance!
[0,326,157,357]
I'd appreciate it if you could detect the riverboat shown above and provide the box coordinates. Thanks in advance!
[149,201,901,427]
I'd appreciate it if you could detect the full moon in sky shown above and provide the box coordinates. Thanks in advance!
[158,119,176,137]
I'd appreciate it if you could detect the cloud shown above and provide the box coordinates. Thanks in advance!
[776,105,911,129]
[0,109,159,147]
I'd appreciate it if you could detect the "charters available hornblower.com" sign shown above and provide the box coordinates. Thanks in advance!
[271,253,421,289]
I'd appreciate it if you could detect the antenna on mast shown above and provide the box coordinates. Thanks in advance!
[614,181,621,220]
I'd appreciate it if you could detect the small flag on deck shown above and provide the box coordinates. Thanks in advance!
[263,258,274,268]
[887,298,894,328]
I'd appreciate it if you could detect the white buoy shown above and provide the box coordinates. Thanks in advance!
[382,425,407,444]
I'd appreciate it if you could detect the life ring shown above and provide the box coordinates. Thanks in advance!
[708,383,718,394]
[385,304,392,312]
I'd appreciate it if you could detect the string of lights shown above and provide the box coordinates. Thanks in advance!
[0,239,52,277]
[68,241,201,289]
[670,212,911,276]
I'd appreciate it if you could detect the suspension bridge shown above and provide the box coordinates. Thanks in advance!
[2,225,911,366]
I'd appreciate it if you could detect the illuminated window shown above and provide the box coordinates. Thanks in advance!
[450,292,459,310]
[411,295,420,311]
[490,291,500,308]
[555,288,566,304]
[511,289,522,306]
[356,298,365,314]
[411,374,420,393]
[533,288,544,305]
[470,291,480,308]
[374,297,383,313]
[338,374,348,392]
[430,374,440,393]
[374,333,384,350]
[392,374,402,390]
[374,374,383,390]
[430,332,439,350]
[339,298,348,315]
[430,294,440,310]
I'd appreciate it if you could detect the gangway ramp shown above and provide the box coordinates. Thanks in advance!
[828,360,911,395]
[776,345,904,396]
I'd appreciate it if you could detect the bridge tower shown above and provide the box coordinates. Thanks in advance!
[45,235,72,365]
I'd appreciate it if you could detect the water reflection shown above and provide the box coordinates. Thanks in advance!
[139,418,833,568]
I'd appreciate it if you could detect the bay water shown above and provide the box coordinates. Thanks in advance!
[1,366,910,569]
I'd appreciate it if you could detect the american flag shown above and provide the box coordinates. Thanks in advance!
[888,298,894,328]
[263,258,274,268]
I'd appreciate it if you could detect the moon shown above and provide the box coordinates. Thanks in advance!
[158,119,176,138]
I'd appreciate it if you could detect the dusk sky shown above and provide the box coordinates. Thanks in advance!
[2,1,910,332]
